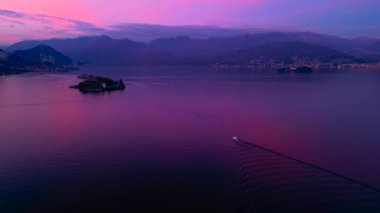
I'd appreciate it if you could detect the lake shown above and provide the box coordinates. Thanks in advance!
[1,66,380,212]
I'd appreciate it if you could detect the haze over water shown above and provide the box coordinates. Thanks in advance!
[1,67,380,211]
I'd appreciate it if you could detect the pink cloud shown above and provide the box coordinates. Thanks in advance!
[0,0,93,22]
[0,9,102,44]
[0,34,19,44]
[0,0,263,26]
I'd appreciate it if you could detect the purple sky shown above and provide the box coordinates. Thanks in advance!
[0,0,379,44]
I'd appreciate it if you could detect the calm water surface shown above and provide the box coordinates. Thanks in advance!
[1,67,380,211]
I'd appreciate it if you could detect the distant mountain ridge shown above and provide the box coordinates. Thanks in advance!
[150,32,361,59]
[214,42,357,65]
[6,32,380,65]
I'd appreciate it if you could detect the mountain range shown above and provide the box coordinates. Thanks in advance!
[150,32,360,58]
[5,32,380,66]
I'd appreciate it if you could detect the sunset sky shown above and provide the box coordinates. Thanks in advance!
[0,0,379,44]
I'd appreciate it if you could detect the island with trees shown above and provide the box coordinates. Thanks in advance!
[70,75,126,93]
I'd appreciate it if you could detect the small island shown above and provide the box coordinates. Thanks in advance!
[70,75,126,93]
[278,66,313,74]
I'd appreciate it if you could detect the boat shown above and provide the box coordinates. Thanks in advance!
[232,136,240,142]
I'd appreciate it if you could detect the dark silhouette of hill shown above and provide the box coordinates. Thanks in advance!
[1,46,76,75]
[14,45,72,65]
[0,49,7,61]
[0,49,26,67]
[1,49,32,74]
